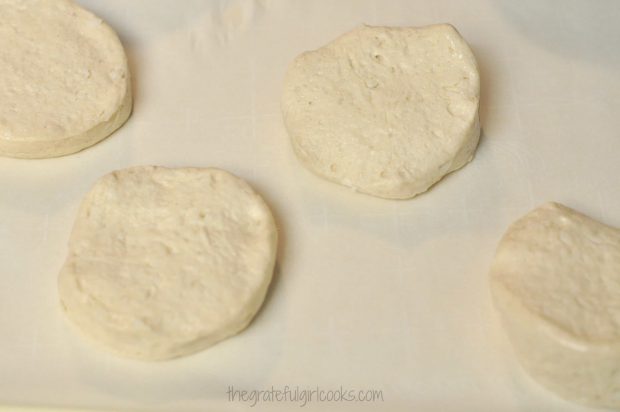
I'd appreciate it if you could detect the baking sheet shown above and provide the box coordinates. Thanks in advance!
[1,0,619,410]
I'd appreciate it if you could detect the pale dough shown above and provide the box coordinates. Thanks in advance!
[58,166,278,360]
[0,0,132,159]
[490,202,620,408]
[282,24,480,199]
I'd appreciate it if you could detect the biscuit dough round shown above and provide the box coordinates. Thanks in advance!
[282,24,480,199]
[58,166,277,360]
[490,202,620,408]
[0,0,132,159]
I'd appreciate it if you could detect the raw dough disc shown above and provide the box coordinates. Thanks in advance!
[490,202,620,408]
[58,166,278,360]
[282,24,480,199]
[0,0,132,158]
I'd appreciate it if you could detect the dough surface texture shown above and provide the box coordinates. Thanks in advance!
[0,0,132,158]
[58,166,277,360]
[490,202,620,408]
[282,24,480,199]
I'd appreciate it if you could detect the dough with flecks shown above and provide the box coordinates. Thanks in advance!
[0,0,132,158]
[58,166,277,360]
[490,202,620,408]
[282,24,480,199]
